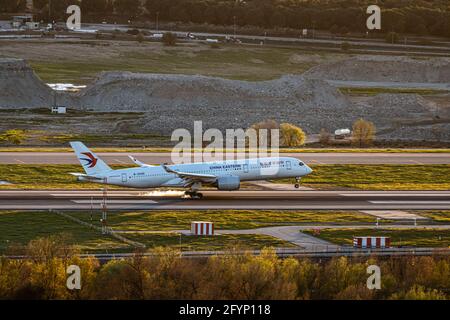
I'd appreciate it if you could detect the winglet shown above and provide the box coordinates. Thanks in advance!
[128,155,154,167]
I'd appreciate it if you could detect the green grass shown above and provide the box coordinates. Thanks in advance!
[339,87,449,96]
[1,164,449,190]
[67,210,377,231]
[304,228,450,247]
[28,44,320,84]
[0,210,294,253]
[420,211,450,223]
[124,233,294,251]
[283,164,450,190]
[1,147,449,153]
[0,211,126,253]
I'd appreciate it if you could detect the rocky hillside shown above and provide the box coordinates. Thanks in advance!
[304,56,450,83]
[0,58,55,108]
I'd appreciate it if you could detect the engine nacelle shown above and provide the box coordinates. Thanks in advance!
[216,176,240,191]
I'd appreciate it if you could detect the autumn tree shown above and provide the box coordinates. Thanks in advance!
[250,119,279,148]
[319,128,331,145]
[280,123,306,147]
[352,119,376,148]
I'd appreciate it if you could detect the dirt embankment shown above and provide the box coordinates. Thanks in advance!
[1,58,449,141]
[0,58,55,108]
[77,72,351,134]
[304,56,450,83]
[0,58,77,109]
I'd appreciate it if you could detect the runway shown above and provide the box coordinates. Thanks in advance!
[0,190,449,210]
[0,152,449,165]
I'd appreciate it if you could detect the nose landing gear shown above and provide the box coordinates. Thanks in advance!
[294,177,301,189]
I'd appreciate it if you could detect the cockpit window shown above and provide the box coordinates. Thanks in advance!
[299,161,304,166]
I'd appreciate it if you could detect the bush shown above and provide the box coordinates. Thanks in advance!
[126,28,140,35]
[0,129,27,145]
[136,33,145,43]
[341,42,351,51]
[162,32,177,46]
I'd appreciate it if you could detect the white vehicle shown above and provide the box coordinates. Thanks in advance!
[70,141,313,199]
[334,128,351,139]
[68,27,98,34]
[150,33,163,39]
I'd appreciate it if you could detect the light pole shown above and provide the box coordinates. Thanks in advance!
[156,11,159,31]
[233,15,236,39]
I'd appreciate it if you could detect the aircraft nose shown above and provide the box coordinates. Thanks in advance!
[306,165,313,175]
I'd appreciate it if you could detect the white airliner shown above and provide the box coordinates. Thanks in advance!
[70,141,313,199]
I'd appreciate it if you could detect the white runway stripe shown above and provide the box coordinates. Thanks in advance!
[369,201,450,204]
[342,193,450,197]
[72,200,158,204]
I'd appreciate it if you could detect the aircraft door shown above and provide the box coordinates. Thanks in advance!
[286,161,292,170]
[121,173,127,183]
[243,164,249,173]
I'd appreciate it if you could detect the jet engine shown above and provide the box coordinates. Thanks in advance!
[216,176,240,191]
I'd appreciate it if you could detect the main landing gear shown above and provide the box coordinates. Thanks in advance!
[294,177,301,189]
[185,190,203,199]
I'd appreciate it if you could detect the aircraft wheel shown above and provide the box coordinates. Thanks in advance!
[294,184,300,189]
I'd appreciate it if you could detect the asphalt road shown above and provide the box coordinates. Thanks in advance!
[0,190,449,210]
[0,152,449,165]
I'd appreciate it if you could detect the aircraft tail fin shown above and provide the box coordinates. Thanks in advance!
[70,141,112,175]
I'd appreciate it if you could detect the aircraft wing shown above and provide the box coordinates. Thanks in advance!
[128,155,155,167]
[162,165,217,184]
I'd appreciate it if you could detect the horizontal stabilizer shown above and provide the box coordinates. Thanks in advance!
[69,172,104,182]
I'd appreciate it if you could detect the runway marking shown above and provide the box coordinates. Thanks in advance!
[51,193,140,197]
[369,201,450,204]
[113,159,128,164]
[15,159,25,164]
[341,193,450,197]
[409,160,424,165]
[72,200,158,204]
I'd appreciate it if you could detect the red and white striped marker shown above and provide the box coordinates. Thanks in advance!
[353,236,391,248]
[191,221,214,236]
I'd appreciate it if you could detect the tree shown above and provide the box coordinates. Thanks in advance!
[352,119,376,147]
[114,0,141,18]
[280,123,306,147]
[0,129,27,145]
[0,0,26,13]
[81,0,109,16]
[250,119,279,148]
[319,128,331,145]
[390,285,447,300]
[162,32,177,46]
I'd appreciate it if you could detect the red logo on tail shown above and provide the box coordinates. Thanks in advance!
[80,152,98,168]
